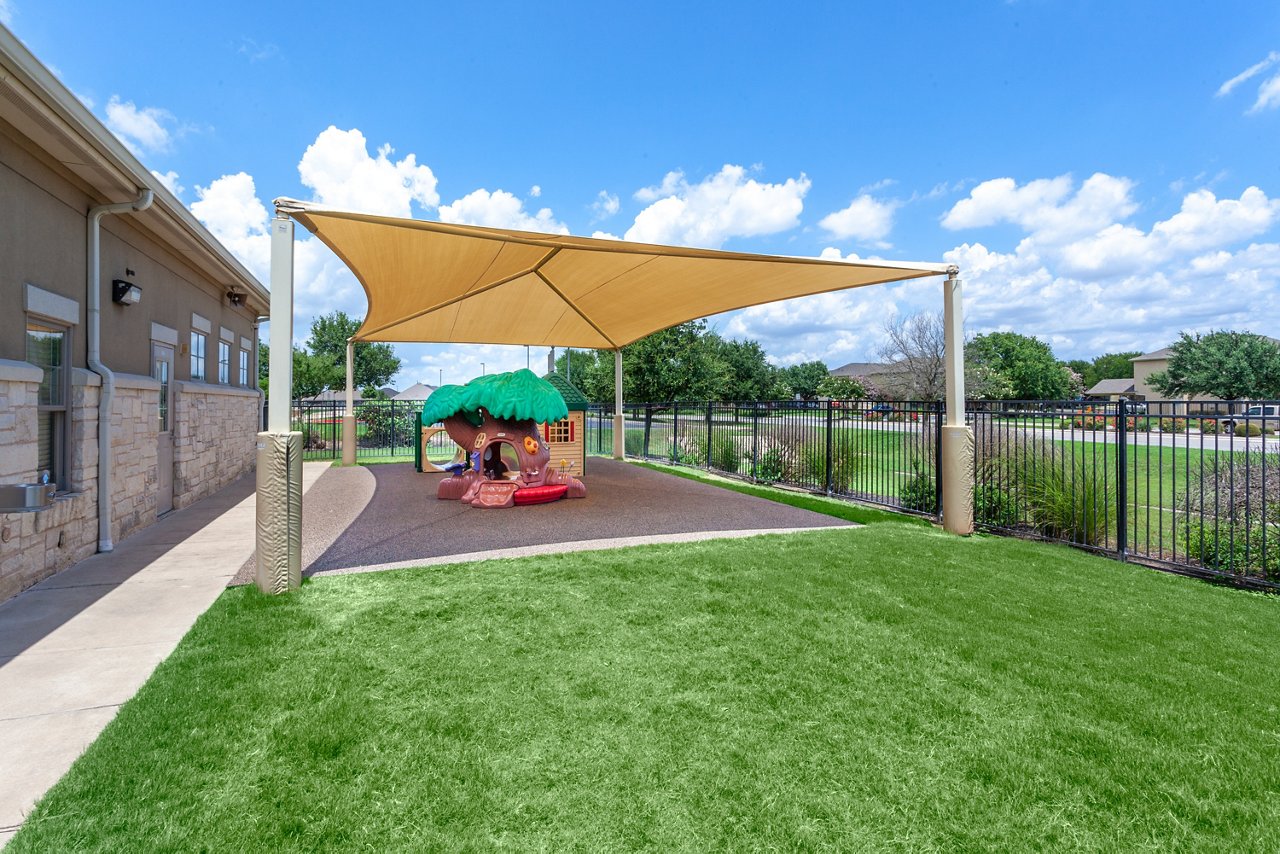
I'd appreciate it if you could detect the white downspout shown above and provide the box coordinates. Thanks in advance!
[87,188,154,552]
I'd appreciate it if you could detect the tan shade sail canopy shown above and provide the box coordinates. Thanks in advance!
[281,200,950,349]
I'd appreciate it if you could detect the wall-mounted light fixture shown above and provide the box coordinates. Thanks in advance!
[112,279,142,306]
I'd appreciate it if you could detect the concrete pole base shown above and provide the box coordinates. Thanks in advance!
[941,424,975,536]
[341,414,357,466]
[255,430,303,593]
[612,414,624,459]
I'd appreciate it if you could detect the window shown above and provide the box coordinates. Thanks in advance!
[27,321,68,489]
[239,349,249,386]
[190,331,206,380]
[218,340,231,384]
[544,419,575,443]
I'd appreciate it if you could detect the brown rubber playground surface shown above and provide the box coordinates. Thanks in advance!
[232,458,850,583]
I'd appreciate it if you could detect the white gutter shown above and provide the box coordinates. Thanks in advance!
[87,188,154,552]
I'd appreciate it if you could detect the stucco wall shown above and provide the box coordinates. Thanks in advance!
[172,381,260,510]
[0,117,258,379]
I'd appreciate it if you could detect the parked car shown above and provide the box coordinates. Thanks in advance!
[1220,404,1279,435]
[1126,400,1147,414]
[869,403,895,414]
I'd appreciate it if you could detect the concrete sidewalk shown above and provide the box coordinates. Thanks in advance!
[0,462,328,846]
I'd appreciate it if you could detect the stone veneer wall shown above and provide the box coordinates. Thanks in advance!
[0,364,158,602]
[172,381,260,510]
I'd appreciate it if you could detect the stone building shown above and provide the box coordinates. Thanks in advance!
[0,27,268,602]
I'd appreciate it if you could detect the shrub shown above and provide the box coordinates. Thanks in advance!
[887,412,906,423]
[1072,416,1107,430]
[757,448,786,483]
[974,484,1021,528]
[1199,419,1219,434]
[1125,416,1151,432]
[709,434,742,474]
[1059,418,1073,429]
[1182,519,1280,580]
[1019,457,1114,546]
[624,430,647,457]
[799,442,861,493]
[864,411,883,422]
[1235,422,1263,438]
[355,403,417,447]
[1158,417,1188,434]
[899,466,937,514]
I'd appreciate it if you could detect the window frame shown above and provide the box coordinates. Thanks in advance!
[238,348,249,386]
[218,340,231,384]
[26,317,70,490]
[190,330,207,381]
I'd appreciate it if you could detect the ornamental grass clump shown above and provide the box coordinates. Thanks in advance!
[1178,451,1280,580]
[1019,456,1115,546]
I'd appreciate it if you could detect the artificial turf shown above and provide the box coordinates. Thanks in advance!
[10,526,1280,851]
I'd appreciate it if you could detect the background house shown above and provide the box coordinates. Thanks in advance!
[0,27,267,601]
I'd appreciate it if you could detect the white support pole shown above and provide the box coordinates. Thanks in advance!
[613,349,624,459]
[257,211,303,594]
[941,266,974,535]
[267,216,294,431]
[342,338,356,465]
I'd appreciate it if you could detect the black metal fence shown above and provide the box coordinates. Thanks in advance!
[268,395,1279,590]
[586,400,943,518]
[588,398,1280,591]
[271,399,453,462]
[969,399,1279,590]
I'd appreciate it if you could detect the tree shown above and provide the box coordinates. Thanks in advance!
[818,374,867,400]
[1086,351,1142,389]
[552,349,601,391]
[1149,331,1280,400]
[968,332,1069,399]
[257,340,340,399]
[710,336,777,401]
[306,311,402,392]
[877,313,946,399]
[783,361,829,401]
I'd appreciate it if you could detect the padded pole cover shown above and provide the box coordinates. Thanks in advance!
[256,431,303,593]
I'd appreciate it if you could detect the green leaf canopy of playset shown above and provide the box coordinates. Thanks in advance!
[423,369,569,425]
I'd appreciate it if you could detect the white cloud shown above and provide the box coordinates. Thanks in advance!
[818,194,899,244]
[104,96,175,155]
[942,173,1138,243]
[1216,51,1280,114]
[0,0,13,26]
[936,175,1280,359]
[1252,72,1280,114]
[438,188,568,234]
[237,37,280,62]
[1217,51,1279,96]
[529,185,542,198]
[622,164,810,248]
[298,126,439,216]
[591,190,620,221]
[151,169,184,198]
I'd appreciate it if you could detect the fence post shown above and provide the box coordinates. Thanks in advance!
[672,402,679,463]
[934,400,944,520]
[752,403,760,481]
[706,400,714,469]
[824,400,834,494]
[1116,398,1128,561]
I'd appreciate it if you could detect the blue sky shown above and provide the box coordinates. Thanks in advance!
[5,1,1279,387]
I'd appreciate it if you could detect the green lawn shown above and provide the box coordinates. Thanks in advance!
[11,526,1280,851]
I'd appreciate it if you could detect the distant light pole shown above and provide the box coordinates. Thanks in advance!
[525,345,530,370]
[438,368,442,386]
[481,362,486,375]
